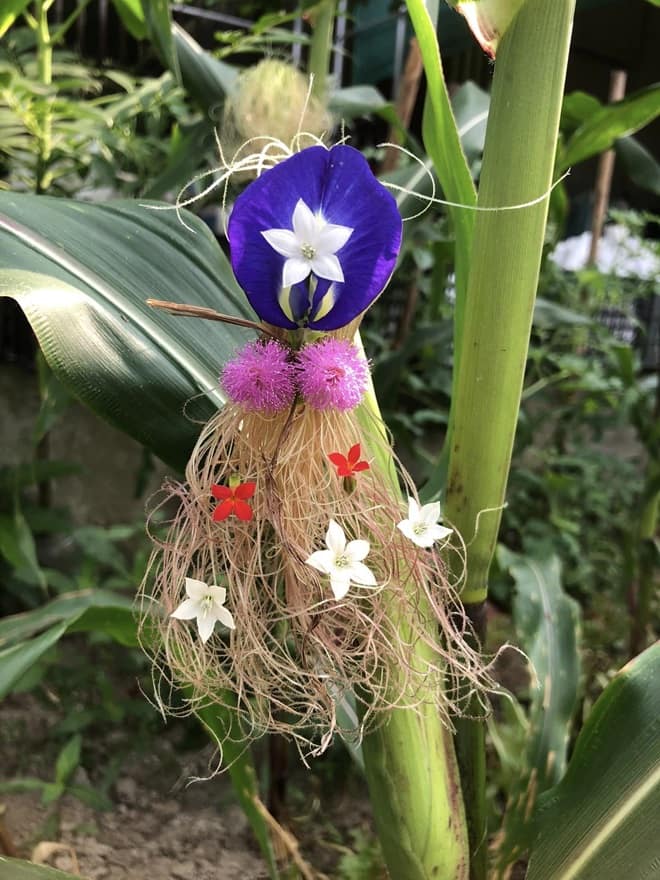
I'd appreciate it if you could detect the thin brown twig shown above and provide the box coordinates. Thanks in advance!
[146,299,279,339]
[252,794,327,880]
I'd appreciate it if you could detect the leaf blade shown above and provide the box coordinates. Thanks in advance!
[0,623,68,700]
[0,0,31,38]
[0,194,253,470]
[0,858,87,880]
[558,83,660,170]
[527,643,660,880]
[492,549,582,875]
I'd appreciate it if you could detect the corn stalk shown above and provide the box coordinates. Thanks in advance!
[307,0,337,102]
[442,1,577,876]
[357,377,469,880]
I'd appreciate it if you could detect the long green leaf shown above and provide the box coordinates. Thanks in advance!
[558,83,660,170]
[404,0,476,308]
[0,858,88,880]
[0,622,68,700]
[615,135,660,196]
[0,194,252,471]
[0,589,135,647]
[527,643,660,880]
[506,551,581,786]
[141,0,180,84]
[404,0,478,503]
[493,549,581,876]
[172,23,238,112]
[0,0,31,38]
[110,0,147,40]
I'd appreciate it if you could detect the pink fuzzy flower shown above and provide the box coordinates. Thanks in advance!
[221,340,296,412]
[297,339,369,411]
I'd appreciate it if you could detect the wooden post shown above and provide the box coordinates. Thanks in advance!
[588,69,628,265]
[382,37,424,173]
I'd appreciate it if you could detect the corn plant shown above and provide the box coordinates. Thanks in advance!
[1,1,659,879]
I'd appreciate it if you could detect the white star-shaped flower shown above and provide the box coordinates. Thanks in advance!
[305,519,377,600]
[262,199,353,288]
[397,498,453,549]
[170,577,235,643]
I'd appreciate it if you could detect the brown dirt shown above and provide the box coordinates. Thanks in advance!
[0,692,376,880]
[2,789,267,879]
[0,693,269,879]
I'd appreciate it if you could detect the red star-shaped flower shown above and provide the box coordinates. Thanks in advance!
[211,481,256,522]
[328,444,370,478]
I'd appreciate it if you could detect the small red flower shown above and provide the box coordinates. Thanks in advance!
[328,444,370,478]
[211,481,256,521]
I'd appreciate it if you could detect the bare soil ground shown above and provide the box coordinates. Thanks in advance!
[0,692,376,880]
[1,695,269,879]
[2,788,267,879]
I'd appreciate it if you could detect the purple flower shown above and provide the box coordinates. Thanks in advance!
[221,340,296,412]
[297,339,369,411]
[228,145,402,331]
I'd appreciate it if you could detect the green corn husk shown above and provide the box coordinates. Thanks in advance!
[356,373,470,880]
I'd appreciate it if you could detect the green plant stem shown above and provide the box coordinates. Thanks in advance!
[404,0,476,361]
[35,0,53,194]
[355,336,469,880]
[51,0,92,44]
[441,2,576,876]
[630,373,660,657]
[403,0,477,498]
[307,0,336,102]
[194,694,280,880]
[453,607,488,880]
[629,468,659,656]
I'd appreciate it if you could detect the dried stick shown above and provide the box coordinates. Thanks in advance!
[588,69,628,265]
[146,299,278,339]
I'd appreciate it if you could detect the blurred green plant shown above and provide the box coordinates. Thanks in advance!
[0,28,204,198]
[0,733,113,812]
[489,550,581,877]
[0,857,85,878]
[336,829,387,880]
[213,9,309,60]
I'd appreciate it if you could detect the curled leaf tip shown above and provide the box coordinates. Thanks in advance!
[455,0,527,57]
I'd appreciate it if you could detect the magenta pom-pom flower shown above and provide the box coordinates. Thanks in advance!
[221,340,296,412]
[296,339,369,411]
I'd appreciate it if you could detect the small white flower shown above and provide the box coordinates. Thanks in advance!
[397,497,453,549]
[262,198,353,288]
[305,519,377,600]
[170,577,235,643]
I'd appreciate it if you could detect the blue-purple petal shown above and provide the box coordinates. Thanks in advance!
[227,144,402,331]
